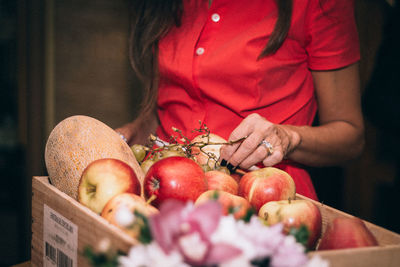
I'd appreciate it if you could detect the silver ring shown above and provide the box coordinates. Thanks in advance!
[260,140,274,155]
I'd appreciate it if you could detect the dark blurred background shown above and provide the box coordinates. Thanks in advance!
[0,0,399,265]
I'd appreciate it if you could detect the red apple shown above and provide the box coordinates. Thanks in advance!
[191,133,227,169]
[318,217,378,250]
[205,170,239,195]
[259,199,322,249]
[144,156,208,207]
[238,167,296,212]
[141,148,186,175]
[101,193,158,238]
[195,190,253,220]
[78,158,141,214]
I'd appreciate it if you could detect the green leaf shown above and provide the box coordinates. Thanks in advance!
[240,207,256,223]
[211,190,220,200]
[289,224,310,249]
[228,205,240,214]
[83,246,119,267]
[134,210,153,244]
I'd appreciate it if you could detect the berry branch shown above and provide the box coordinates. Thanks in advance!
[131,121,247,173]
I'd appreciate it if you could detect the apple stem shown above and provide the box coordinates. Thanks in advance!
[146,194,157,205]
[288,197,292,204]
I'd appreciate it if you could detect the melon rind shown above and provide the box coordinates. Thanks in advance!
[45,115,144,199]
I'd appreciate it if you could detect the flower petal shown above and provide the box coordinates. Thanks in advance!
[187,201,222,236]
[204,242,243,265]
[149,199,187,253]
[177,231,210,265]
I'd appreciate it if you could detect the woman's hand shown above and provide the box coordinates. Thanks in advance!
[219,62,364,171]
[115,110,159,146]
[219,113,301,170]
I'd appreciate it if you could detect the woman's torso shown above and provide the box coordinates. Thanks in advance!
[155,0,359,199]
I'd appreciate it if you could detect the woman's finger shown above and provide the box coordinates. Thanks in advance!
[219,120,254,163]
[223,132,264,167]
[237,144,269,169]
[219,113,280,170]
[238,133,280,168]
[262,143,284,167]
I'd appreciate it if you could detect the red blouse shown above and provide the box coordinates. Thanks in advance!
[156,0,360,200]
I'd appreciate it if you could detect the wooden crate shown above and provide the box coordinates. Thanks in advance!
[31,176,137,267]
[297,194,400,266]
[31,176,400,267]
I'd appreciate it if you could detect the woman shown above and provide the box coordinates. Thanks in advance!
[116,0,364,200]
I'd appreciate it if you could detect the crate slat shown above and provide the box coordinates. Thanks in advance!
[32,176,400,267]
[296,194,400,247]
[31,176,137,267]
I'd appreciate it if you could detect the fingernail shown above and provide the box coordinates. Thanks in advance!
[231,166,238,173]
[227,163,236,172]
[221,159,227,166]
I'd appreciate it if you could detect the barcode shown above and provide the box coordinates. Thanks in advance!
[57,249,73,267]
[45,242,57,263]
[45,242,73,267]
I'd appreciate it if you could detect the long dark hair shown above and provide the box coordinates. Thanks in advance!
[129,0,293,117]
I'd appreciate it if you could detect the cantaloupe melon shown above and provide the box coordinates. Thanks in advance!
[45,115,144,199]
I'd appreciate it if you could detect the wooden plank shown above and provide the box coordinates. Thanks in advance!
[308,246,400,267]
[31,176,137,267]
[297,194,400,267]
[297,194,400,246]
[32,176,400,267]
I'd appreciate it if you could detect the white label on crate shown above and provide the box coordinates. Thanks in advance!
[43,204,78,267]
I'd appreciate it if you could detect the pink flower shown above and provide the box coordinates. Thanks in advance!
[270,235,308,267]
[118,199,329,267]
[149,199,242,266]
